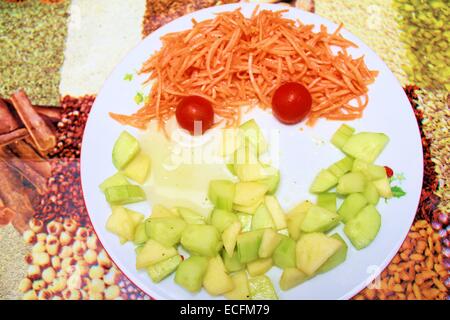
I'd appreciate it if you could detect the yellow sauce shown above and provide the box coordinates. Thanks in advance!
[139,122,235,217]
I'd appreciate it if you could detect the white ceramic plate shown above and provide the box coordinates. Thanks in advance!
[81,3,423,300]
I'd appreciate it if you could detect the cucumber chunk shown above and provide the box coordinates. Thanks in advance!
[279,268,309,291]
[147,255,182,283]
[296,233,342,275]
[237,230,264,264]
[316,234,348,274]
[210,209,238,233]
[251,204,275,230]
[239,119,268,155]
[373,177,393,198]
[181,225,222,257]
[258,228,283,258]
[336,172,367,194]
[300,205,340,233]
[247,258,273,276]
[331,124,355,149]
[234,182,268,207]
[310,169,338,193]
[225,271,250,300]
[208,180,235,211]
[272,236,296,269]
[104,185,146,205]
[151,204,178,218]
[286,201,312,240]
[342,132,389,163]
[222,250,244,272]
[133,222,148,245]
[123,152,151,184]
[249,275,278,300]
[258,166,280,195]
[136,239,177,269]
[99,173,129,192]
[145,217,186,247]
[338,193,368,223]
[328,156,354,178]
[344,205,381,250]
[203,256,234,296]
[363,182,380,205]
[317,192,337,212]
[177,207,206,225]
[352,159,387,180]
[175,256,209,293]
[112,131,140,170]
[233,198,263,214]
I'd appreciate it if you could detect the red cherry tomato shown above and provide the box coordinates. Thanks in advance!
[175,96,214,134]
[271,82,312,124]
[384,166,394,178]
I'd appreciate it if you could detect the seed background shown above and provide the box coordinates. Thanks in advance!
[0,0,448,300]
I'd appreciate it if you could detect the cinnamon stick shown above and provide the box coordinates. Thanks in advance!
[0,147,48,195]
[0,98,20,134]
[8,140,52,178]
[0,128,29,146]
[10,90,56,153]
[0,160,34,233]
[3,99,61,124]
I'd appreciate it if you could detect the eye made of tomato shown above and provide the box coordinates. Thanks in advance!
[175,96,214,135]
[271,82,312,124]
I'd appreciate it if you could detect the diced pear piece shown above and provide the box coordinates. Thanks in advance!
[251,204,275,230]
[211,209,238,233]
[99,172,129,192]
[147,255,182,283]
[279,268,309,291]
[316,234,348,274]
[296,233,342,275]
[258,228,282,258]
[248,276,278,300]
[372,177,393,198]
[222,250,244,272]
[106,207,136,242]
[208,180,235,211]
[151,204,179,218]
[112,131,140,170]
[224,271,250,300]
[272,236,296,269]
[203,256,234,296]
[145,217,186,247]
[286,201,312,240]
[310,169,338,193]
[233,198,263,215]
[247,258,273,276]
[177,207,205,224]
[222,221,241,256]
[181,225,222,257]
[234,182,268,207]
[300,205,340,233]
[136,239,177,269]
[264,195,287,230]
[123,152,151,184]
[104,185,146,205]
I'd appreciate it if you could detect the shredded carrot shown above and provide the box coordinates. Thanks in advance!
[110,8,377,129]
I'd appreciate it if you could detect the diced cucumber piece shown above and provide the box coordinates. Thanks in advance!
[316,234,348,274]
[237,213,252,232]
[247,258,273,276]
[296,233,342,275]
[239,119,268,155]
[344,205,381,250]
[151,204,178,218]
[342,132,389,163]
[264,195,287,230]
[104,185,146,205]
[145,217,186,247]
[210,209,238,233]
[331,124,355,149]
[235,162,270,182]
[112,131,140,169]
[237,230,264,264]
[177,207,206,225]
[99,172,129,192]
[317,192,337,212]
[222,221,241,256]
[328,156,354,178]
[272,236,296,269]
[122,152,151,184]
[233,198,263,214]
[279,268,309,291]
[127,208,145,225]
[336,172,367,194]
[136,239,177,269]
[222,250,244,272]
[310,169,338,193]
[249,275,278,300]
[234,182,268,207]
[203,256,234,296]
[258,228,283,258]
[224,271,250,300]
[175,256,209,293]
[133,222,148,245]
[373,177,393,198]
[258,167,280,195]
[352,159,387,180]
[286,201,312,240]
[181,225,222,257]
[251,204,275,230]
[300,205,340,233]
[147,255,182,283]
[337,193,368,223]
[208,180,235,211]
[363,182,380,205]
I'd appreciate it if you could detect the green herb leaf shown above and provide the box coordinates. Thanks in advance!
[124,73,133,81]
[134,92,144,104]
[391,186,406,198]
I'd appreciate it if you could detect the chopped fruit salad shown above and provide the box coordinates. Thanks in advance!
[99,119,397,300]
